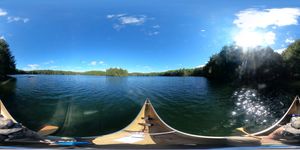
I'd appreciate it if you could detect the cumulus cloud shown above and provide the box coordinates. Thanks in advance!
[119,16,146,25]
[233,8,300,48]
[89,60,105,66]
[108,14,148,26]
[201,29,206,32]
[274,48,286,54]
[234,31,276,47]
[0,35,4,40]
[153,25,160,28]
[107,13,157,33]
[7,16,29,23]
[0,8,7,16]
[234,8,300,30]
[28,64,39,70]
[285,38,295,44]
[148,31,159,36]
[90,61,97,66]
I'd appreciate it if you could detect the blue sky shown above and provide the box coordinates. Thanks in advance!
[0,0,300,72]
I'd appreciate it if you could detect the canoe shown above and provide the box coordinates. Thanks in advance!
[1,96,300,148]
[92,96,300,147]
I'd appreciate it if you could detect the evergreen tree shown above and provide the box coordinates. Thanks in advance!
[282,40,300,79]
[0,39,16,79]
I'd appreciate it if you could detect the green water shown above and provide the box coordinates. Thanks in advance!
[0,75,299,137]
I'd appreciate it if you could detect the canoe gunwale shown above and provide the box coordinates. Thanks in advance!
[252,96,300,136]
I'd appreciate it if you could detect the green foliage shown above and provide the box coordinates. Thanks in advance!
[18,70,106,76]
[129,68,203,76]
[203,45,243,81]
[0,39,16,79]
[83,71,106,76]
[25,70,79,75]
[282,40,300,79]
[106,68,128,76]
[203,44,285,82]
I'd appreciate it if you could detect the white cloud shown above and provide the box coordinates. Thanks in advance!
[113,24,123,31]
[201,29,205,32]
[89,60,104,66]
[90,61,97,66]
[196,64,205,68]
[0,8,7,16]
[28,64,39,70]
[234,31,275,47]
[119,16,146,25]
[7,16,29,23]
[275,48,286,54]
[148,31,159,36]
[233,8,300,48]
[285,38,295,44]
[0,35,4,40]
[234,8,300,30]
[107,14,147,25]
[153,25,160,28]
[107,14,126,19]
[107,14,155,31]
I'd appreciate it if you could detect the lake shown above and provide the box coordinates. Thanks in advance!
[0,75,299,137]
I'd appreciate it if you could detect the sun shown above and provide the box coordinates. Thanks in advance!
[233,30,275,49]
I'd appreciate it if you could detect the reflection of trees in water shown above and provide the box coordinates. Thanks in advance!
[0,78,17,102]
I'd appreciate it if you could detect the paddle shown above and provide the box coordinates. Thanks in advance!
[37,125,59,136]
[236,127,262,139]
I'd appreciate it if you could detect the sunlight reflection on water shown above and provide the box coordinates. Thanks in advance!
[232,88,271,125]
[228,87,290,133]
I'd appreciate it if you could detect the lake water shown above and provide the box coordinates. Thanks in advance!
[0,75,299,137]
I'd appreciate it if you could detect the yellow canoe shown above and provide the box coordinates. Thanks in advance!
[92,96,300,146]
[1,96,300,147]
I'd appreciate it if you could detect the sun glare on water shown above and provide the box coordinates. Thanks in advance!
[233,30,275,49]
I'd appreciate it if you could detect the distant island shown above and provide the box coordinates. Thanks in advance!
[1,38,300,84]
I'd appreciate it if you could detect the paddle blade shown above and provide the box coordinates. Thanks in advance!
[38,125,59,136]
[236,127,245,132]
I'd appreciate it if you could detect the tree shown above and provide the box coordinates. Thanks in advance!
[203,45,243,81]
[0,39,16,79]
[282,39,300,79]
[203,44,285,82]
[106,68,128,76]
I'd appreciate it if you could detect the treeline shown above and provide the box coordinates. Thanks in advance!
[202,40,300,82]
[129,68,203,76]
[0,39,16,81]
[16,70,106,76]
[16,68,204,77]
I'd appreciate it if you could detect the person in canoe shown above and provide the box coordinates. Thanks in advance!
[268,114,300,141]
[0,114,41,142]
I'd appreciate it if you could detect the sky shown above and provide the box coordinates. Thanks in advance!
[0,0,300,73]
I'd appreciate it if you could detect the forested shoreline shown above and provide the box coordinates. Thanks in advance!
[1,38,300,80]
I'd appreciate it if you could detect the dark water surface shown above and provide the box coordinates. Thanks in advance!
[0,75,299,137]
